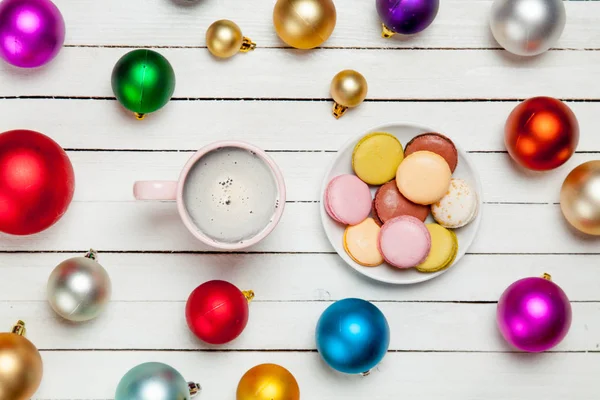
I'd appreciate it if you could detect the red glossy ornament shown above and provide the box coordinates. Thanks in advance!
[0,130,74,235]
[185,280,254,345]
[505,97,579,171]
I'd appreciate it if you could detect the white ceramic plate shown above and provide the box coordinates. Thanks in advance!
[320,123,483,285]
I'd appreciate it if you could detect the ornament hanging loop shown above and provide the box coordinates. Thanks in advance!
[135,112,146,120]
[243,290,255,303]
[85,249,98,261]
[240,37,256,53]
[381,24,395,38]
[332,102,348,119]
[188,382,202,397]
[11,320,26,336]
[542,273,552,281]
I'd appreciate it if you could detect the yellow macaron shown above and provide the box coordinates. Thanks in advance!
[416,224,458,273]
[343,218,384,267]
[352,133,404,185]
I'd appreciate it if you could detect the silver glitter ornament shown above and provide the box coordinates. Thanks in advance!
[490,0,566,56]
[47,250,111,322]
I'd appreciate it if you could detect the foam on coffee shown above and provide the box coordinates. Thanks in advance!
[183,146,280,244]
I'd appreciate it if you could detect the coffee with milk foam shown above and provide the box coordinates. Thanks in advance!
[183,147,280,244]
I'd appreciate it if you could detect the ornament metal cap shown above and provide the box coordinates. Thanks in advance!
[11,320,26,336]
[85,249,98,261]
[381,24,395,38]
[243,290,255,303]
[240,37,257,53]
[361,370,371,377]
[188,382,202,397]
[135,112,146,120]
[332,102,348,119]
[543,273,552,281]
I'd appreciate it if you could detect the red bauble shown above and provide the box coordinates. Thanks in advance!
[0,130,74,235]
[185,280,253,345]
[505,97,579,171]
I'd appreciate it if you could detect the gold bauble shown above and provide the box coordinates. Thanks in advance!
[0,321,43,400]
[206,20,256,59]
[236,363,300,400]
[273,0,337,49]
[330,69,368,118]
[560,160,600,235]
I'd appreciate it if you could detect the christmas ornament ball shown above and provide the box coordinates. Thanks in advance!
[330,70,368,119]
[47,250,111,322]
[185,280,254,345]
[497,275,572,352]
[490,0,565,56]
[0,321,43,400]
[111,49,176,119]
[376,0,439,37]
[236,363,300,400]
[0,0,65,68]
[0,129,74,235]
[316,298,390,374]
[115,362,200,400]
[206,19,255,58]
[273,0,337,49]
[560,161,600,236]
[505,97,579,171]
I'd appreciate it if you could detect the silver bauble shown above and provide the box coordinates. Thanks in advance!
[47,250,111,322]
[115,362,201,400]
[490,0,566,56]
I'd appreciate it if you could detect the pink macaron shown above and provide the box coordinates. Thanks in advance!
[324,174,372,225]
[378,215,431,268]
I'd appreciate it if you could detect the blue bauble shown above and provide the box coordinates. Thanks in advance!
[315,298,390,374]
[115,362,193,400]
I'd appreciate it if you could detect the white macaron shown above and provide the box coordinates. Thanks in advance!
[431,178,478,229]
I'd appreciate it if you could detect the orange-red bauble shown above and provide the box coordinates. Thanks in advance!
[0,130,74,235]
[505,97,579,171]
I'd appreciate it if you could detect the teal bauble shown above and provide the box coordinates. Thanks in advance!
[111,49,176,120]
[115,362,200,400]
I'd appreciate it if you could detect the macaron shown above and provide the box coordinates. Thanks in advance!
[374,180,430,223]
[416,224,458,273]
[378,216,431,269]
[371,199,383,226]
[432,178,479,228]
[396,151,452,205]
[352,133,404,185]
[405,133,458,172]
[343,218,384,267]
[324,174,372,225]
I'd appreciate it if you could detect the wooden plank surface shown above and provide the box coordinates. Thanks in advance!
[1,1,599,399]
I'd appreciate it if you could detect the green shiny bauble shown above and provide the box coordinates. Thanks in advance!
[111,49,176,120]
[115,362,200,400]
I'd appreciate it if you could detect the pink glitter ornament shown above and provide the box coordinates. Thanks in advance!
[497,274,572,352]
[0,0,65,68]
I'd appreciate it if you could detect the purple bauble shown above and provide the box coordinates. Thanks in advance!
[497,276,572,352]
[0,0,65,68]
[376,0,439,35]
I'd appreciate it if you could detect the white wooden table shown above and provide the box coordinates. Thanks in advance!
[1,0,599,398]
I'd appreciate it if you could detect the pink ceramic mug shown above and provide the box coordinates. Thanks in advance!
[134,141,286,250]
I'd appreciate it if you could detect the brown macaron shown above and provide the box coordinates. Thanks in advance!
[371,199,383,226]
[405,133,458,172]
[374,180,430,223]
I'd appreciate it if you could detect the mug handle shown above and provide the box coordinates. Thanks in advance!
[134,181,178,201]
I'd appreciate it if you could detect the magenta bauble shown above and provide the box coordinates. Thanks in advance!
[497,275,572,352]
[0,0,65,68]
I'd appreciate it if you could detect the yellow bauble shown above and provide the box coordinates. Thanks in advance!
[560,160,600,235]
[236,364,300,400]
[0,321,43,400]
[273,0,337,49]
[206,20,256,59]
[330,69,368,118]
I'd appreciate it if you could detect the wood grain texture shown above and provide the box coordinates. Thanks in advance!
[35,352,600,400]
[2,100,600,151]
[59,0,600,49]
[2,48,600,99]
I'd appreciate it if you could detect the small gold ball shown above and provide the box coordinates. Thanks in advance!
[0,332,43,400]
[330,70,368,108]
[273,0,337,49]
[236,364,300,400]
[560,160,600,235]
[206,20,244,58]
